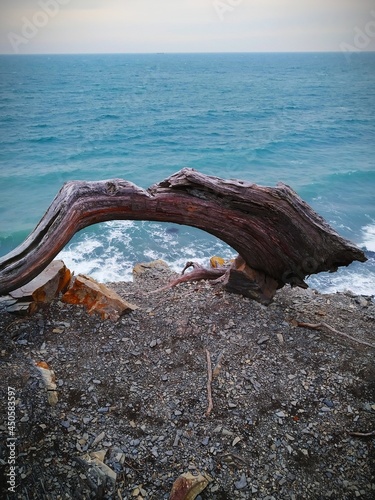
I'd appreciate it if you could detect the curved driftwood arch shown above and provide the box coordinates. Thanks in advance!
[0,168,366,301]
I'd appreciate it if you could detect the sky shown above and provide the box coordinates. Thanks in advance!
[0,0,375,54]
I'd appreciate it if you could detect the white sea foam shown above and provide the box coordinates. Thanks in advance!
[57,221,236,284]
[57,220,374,297]
[307,256,375,297]
[361,223,375,252]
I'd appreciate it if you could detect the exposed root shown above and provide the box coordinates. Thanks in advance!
[150,262,227,294]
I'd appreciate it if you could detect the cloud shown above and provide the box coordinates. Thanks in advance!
[1,0,374,54]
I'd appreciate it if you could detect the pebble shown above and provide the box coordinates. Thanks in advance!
[151,446,158,457]
[276,411,286,418]
[257,336,270,345]
[276,333,284,344]
[173,431,182,447]
[234,473,247,490]
[222,428,234,436]
[91,431,105,447]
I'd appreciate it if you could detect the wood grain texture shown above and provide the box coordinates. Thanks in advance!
[0,168,366,296]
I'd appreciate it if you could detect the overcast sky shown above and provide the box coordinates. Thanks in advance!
[1,0,375,54]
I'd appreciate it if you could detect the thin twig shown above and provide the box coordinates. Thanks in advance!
[205,349,213,417]
[347,430,375,438]
[296,321,375,349]
[218,452,249,466]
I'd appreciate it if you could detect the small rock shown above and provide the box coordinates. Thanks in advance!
[257,336,270,345]
[355,296,368,307]
[133,260,169,276]
[91,431,105,448]
[232,436,242,446]
[234,473,247,490]
[276,411,286,418]
[222,428,234,436]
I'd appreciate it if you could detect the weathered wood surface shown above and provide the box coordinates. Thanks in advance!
[1,260,71,315]
[0,168,366,298]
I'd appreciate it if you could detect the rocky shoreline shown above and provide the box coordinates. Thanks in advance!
[0,262,374,499]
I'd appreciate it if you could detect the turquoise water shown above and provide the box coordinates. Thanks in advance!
[0,53,374,294]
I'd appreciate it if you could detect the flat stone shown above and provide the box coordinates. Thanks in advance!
[234,473,247,490]
[257,336,270,345]
[222,428,234,436]
[133,260,170,276]
[62,274,137,321]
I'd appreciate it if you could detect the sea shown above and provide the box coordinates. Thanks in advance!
[0,52,374,296]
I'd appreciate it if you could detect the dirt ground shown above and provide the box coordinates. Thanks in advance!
[0,262,374,499]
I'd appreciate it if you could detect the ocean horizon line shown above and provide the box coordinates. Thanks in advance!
[1,50,375,57]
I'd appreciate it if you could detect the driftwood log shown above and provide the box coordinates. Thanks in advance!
[0,168,366,303]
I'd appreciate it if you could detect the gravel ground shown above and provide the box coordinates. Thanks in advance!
[0,262,374,499]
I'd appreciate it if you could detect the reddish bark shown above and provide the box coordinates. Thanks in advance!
[0,168,366,302]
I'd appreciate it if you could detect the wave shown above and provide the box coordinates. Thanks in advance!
[55,220,375,296]
[361,223,375,252]
[94,113,121,121]
[57,221,236,284]
[28,136,59,144]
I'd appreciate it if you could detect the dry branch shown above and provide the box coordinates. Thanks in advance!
[296,322,375,349]
[205,349,213,417]
[347,430,375,438]
[0,168,366,301]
